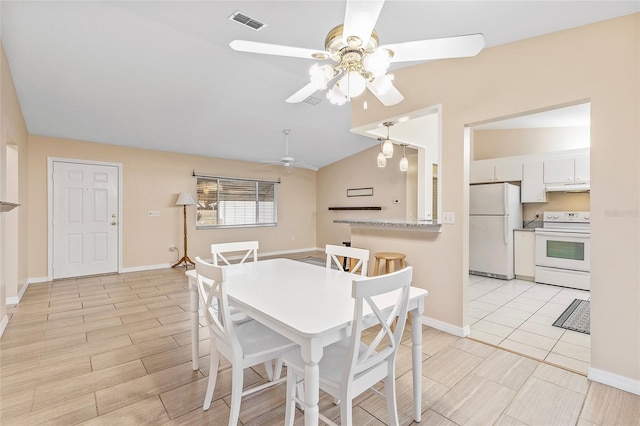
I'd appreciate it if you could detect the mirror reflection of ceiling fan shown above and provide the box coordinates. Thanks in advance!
[262,129,318,172]
[230,0,485,106]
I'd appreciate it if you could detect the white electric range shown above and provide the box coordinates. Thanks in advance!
[534,211,590,290]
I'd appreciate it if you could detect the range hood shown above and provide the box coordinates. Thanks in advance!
[545,182,590,193]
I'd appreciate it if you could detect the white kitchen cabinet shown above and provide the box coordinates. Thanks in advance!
[514,230,535,280]
[470,159,522,183]
[544,156,590,183]
[574,156,590,182]
[521,161,546,203]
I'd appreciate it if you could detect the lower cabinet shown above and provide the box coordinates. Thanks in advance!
[514,230,535,280]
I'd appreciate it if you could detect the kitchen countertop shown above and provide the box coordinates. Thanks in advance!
[332,219,442,232]
[516,220,543,231]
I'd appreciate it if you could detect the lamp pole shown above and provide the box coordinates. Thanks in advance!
[173,193,196,268]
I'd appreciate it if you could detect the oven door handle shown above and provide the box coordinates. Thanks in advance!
[535,230,590,238]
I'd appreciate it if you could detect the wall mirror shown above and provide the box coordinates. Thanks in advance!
[352,105,442,223]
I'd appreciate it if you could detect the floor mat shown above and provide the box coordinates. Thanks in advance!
[552,298,590,334]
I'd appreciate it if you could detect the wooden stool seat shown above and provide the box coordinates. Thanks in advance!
[373,252,408,331]
[373,252,407,276]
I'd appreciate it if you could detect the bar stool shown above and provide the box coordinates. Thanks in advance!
[373,252,408,330]
[373,252,407,276]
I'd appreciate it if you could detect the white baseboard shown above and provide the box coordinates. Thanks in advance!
[29,276,51,284]
[120,263,172,274]
[6,279,30,306]
[588,367,640,396]
[422,316,470,337]
[260,247,323,257]
[0,314,8,338]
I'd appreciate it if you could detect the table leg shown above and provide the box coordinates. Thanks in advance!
[301,341,323,426]
[411,300,424,422]
[189,276,200,370]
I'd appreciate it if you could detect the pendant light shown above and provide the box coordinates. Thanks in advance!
[399,144,409,172]
[382,121,394,158]
[377,138,387,168]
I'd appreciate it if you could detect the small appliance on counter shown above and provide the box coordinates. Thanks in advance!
[535,211,590,290]
[469,183,523,280]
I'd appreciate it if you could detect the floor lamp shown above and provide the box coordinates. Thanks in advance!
[172,192,197,268]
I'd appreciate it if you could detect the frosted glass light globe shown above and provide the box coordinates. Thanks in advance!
[338,71,366,98]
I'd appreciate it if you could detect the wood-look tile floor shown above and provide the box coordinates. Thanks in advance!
[2,255,639,425]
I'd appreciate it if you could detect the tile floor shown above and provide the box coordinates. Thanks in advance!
[3,264,639,425]
[467,274,591,375]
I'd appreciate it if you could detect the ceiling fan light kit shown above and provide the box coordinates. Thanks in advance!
[229,0,485,107]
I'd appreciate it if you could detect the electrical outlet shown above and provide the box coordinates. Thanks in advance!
[169,244,176,251]
[443,212,455,224]
[535,211,540,218]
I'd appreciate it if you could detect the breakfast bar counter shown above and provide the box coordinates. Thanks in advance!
[332,218,442,232]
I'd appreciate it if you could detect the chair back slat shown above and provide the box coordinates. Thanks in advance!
[211,241,259,266]
[343,267,412,385]
[194,257,241,355]
[325,244,369,276]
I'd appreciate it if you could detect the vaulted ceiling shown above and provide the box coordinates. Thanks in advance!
[2,1,638,169]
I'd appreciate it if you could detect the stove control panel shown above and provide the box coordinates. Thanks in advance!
[543,211,590,223]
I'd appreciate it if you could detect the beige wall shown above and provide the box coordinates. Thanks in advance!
[473,127,590,160]
[27,136,317,278]
[345,15,639,386]
[316,145,414,250]
[1,42,29,325]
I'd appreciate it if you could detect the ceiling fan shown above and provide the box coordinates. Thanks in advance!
[230,0,485,106]
[262,129,318,172]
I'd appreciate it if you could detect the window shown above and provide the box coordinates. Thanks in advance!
[196,175,278,228]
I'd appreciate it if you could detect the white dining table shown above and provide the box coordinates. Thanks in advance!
[185,258,428,425]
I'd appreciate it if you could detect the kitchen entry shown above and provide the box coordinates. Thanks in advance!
[465,102,591,373]
[50,159,121,279]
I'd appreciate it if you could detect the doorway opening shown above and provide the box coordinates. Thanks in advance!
[466,101,592,374]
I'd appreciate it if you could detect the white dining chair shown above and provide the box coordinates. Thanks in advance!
[282,266,413,426]
[194,257,298,425]
[210,241,260,323]
[211,240,259,265]
[325,244,370,276]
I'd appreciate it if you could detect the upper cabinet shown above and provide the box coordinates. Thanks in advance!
[543,156,590,183]
[521,161,546,203]
[470,159,523,183]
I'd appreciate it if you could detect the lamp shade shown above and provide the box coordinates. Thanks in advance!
[399,156,409,172]
[175,192,197,206]
[382,139,394,158]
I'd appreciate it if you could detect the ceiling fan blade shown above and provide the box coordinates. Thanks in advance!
[285,82,319,103]
[230,40,327,60]
[342,0,385,47]
[366,81,404,106]
[292,161,318,171]
[382,33,485,63]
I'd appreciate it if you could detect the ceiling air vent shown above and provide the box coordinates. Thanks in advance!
[303,96,322,106]
[228,11,267,31]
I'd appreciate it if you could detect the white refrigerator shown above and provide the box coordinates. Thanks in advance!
[469,183,522,280]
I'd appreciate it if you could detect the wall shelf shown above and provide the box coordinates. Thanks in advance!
[328,206,382,211]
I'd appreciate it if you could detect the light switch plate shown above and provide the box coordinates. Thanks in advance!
[443,212,455,224]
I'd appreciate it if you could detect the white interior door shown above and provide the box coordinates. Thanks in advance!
[52,161,119,279]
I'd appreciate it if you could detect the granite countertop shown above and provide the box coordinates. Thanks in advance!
[332,219,442,232]
[515,220,543,231]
